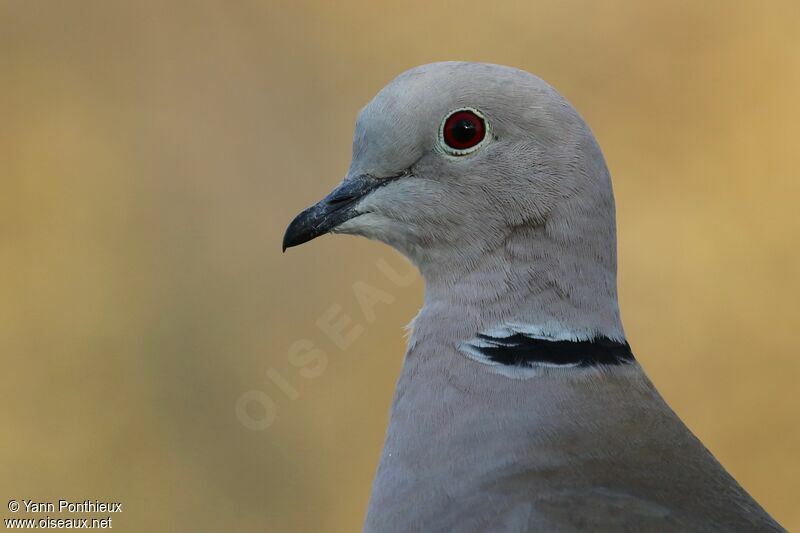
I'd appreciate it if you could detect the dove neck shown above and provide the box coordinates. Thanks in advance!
[413,208,625,345]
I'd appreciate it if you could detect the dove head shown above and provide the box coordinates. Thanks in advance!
[285,63,615,276]
[284,62,622,339]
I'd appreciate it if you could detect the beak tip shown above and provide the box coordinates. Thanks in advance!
[281,231,296,253]
[282,215,313,252]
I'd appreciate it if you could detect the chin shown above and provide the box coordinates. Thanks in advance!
[337,212,406,240]
[335,213,421,255]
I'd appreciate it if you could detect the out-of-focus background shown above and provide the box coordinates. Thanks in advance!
[2,1,798,531]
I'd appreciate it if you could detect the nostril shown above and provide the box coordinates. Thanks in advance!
[327,194,355,206]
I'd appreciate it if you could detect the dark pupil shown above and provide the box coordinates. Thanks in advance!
[451,119,477,143]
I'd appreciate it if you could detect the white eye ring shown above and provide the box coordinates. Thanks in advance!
[437,107,491,156]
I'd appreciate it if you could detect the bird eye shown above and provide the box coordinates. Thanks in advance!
[439,108,488,155]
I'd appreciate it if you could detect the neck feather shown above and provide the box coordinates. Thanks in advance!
[409,195,625,351]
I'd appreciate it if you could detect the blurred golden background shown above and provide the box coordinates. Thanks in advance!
[2,1,798,531]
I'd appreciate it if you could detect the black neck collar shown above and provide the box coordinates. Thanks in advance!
[473,333,635,368]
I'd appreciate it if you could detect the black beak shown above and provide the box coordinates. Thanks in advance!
[282,174,394,251]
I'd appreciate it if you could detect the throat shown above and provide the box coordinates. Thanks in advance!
[408,220,627,372]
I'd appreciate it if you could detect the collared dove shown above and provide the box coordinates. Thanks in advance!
[283,62,783,532]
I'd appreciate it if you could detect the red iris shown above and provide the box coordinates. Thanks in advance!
[442,110,486,151]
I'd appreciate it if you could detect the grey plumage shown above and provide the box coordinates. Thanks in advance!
[284,62,784,532]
